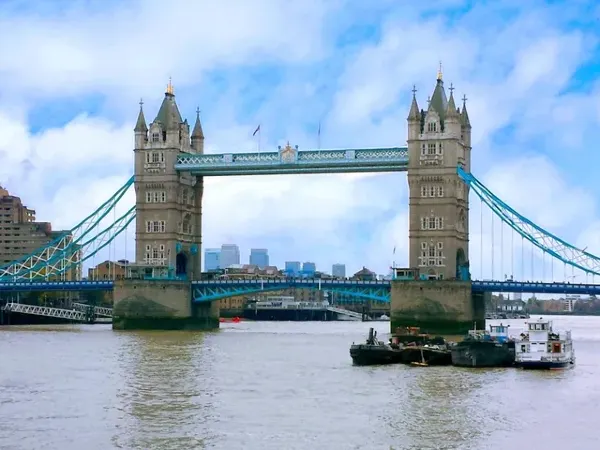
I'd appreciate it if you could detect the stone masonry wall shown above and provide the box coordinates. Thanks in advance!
[390,280,484,335]
[112,279,219,330]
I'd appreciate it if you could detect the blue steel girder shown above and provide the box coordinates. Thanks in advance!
[458,166,600,277]
[0,280,115,292]
[191,279,392,303]
[175,147,408,176]
[325,286,390,303]
[472,280,600,295]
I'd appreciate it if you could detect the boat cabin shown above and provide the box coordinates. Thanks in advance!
[516,317,572,356]
[488,324,510,343]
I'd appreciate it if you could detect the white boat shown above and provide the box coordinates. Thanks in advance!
[514,317,575,370]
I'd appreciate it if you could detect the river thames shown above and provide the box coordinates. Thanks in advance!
[0,316,599,450]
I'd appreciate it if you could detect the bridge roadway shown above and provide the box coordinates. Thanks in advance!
[1,279,599,300]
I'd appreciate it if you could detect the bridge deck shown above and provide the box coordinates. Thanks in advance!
[1,279,599,296]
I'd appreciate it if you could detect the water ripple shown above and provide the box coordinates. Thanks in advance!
[1,319,600,449]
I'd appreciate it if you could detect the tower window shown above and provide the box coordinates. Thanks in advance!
[421,185,444,198]
[146,220,166,233]
[421,216,444,230]
[437,142,443,155]
[182,189,188,205]
[152,133,159,142]
[418,241,445,267]
[427,122,437,133]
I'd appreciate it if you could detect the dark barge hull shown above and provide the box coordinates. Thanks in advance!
[350,344,404,365]
[451,342,515,368]
[401,347,452,366]
[516,360,574,370]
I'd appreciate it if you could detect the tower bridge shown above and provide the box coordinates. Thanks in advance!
[2,73,600,333]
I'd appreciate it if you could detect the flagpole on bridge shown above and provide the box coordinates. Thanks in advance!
[317,120,321,151]
[253,124,261,155]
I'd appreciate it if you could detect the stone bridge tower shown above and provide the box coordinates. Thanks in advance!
[133,80,204,280]
[406,68,472,281]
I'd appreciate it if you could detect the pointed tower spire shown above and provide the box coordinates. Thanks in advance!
[191,107,205,153]
[445,83,459,118]
[192,107,204,139]
[135,99,148,132]
[461,94,471,128]
[407,85,420,121]
[154,78,183,130]
[428,71,448,118]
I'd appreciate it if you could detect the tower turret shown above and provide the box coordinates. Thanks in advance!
[191,108,205,154]
[134,100,148,149]
[444,84,461,138]
[407,85,421,141]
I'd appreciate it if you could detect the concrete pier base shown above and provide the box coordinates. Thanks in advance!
[112,279,219,331]
[390,280,485,335]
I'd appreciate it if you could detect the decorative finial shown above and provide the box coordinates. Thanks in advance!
[437,61,443,81]
[412,84,417,96]
[462,94,468,104]
[139,98,144,108]
[166,77,174,95]
[196,107,200,118]
[427,95,431,104]
[449,83,454,95]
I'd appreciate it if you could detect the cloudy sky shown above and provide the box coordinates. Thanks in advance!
[1,0,599,281]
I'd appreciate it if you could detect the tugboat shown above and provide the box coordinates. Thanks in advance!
[349,328,403,366]
[451,323,515,368]
[514,317,575,370]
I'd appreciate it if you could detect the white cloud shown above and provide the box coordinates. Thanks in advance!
[0,0,337,105]
[1,1,600,281]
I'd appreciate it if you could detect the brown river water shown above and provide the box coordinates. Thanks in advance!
[0,316,599,450]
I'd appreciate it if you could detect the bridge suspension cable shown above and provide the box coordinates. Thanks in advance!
[0,176,135,281]
[459,167,600,277]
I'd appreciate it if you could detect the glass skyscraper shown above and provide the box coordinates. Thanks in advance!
[249,248,269,268]
[204,248,220,271]
[332,263,346,278]
[220,244,240,269]
[284,261,301,277]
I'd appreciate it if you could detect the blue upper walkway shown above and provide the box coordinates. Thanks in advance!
[174,146,409,176]
[2,279,600,302]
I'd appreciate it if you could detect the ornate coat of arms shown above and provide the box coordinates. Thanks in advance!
[279,142,297,164]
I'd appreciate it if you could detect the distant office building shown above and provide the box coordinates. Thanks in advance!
[285,261,301,277]
[204,248,221,271]
[332,263,346,278]
[249,248,269,269]
[220,244,240,269]
[302,262,316,277]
